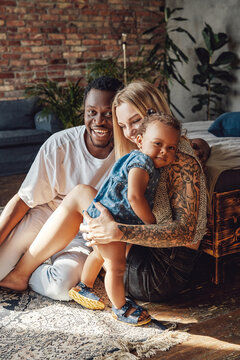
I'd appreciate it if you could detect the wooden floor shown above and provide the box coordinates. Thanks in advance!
[0,173,26,206]
[1,175,240,359]
[148,255,240,359]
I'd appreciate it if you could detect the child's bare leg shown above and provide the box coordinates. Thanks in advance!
[69,245,105,309]
[0,184,97,291]
[81,247,104,288]
[97,242,126,309]
[97,242,150,322]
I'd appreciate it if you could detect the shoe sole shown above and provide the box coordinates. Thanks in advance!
[69,287,105,310]
[112,312,152,326]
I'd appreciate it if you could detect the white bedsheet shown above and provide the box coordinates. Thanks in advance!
[182,121,240,198]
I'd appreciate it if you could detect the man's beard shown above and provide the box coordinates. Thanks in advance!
[89,135,113,149]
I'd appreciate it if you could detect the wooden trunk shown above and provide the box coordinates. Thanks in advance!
[201,189,240,284]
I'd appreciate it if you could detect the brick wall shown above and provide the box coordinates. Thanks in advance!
[0,0,165,99]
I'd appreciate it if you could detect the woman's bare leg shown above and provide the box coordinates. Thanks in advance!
[0,185,97,291]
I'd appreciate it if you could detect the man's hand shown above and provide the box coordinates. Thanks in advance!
[80,202,123,246]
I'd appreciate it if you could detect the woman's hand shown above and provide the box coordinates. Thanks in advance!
[80,202,123,246]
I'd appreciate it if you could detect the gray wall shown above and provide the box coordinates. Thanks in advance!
[166,0,240,122]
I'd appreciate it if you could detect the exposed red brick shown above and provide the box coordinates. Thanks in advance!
[48,34,66,40]
[10,46,31,53]
[6,20,25,27]
[45,40,63,46]
[0,1,16,6]
[2,53,19,60]
[35,71,47,77]
[82,39,100,45]
[50,59,67,65]
[15,72,34,79]
[18,27,40,33]
[31,46,51,53]
[21,41,42,46]
[0,73,14,79]
[0,0,165,98]
[41,15,59,21]
[21,53,40,60]
[9,59,29,67]
[29,59,48,66]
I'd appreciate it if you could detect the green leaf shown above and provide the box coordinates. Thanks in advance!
[213,51,238,66]
[197,63,210,75]
[143,25,159,35]
[195,47,210,65]
[212,32,228,50]
[192,74,207,85]
[213,70,235,82]
[170,27,195,43]
[168,7,183,16]
[171,17,188,22]
[170,41,189,63]
[202,24,213,54]
[170,101,185,118]
[192,103,203,112]
[211,84,230,94]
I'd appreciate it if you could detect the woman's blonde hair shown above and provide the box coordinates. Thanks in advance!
[112,80,172,159]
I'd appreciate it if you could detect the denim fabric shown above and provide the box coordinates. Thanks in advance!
[86,150,160,224]
[124,245,199,302]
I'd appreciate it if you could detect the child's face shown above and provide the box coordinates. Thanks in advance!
[136,121,180,168]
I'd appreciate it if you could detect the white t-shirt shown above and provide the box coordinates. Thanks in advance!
[19,126,115,211]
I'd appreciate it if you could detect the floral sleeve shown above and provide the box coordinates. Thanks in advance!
[118,152,201,247]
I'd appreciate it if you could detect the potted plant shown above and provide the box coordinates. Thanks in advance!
[25,79,85,128]
[86,58,122,83]
[192,23,238,120]
[143,6,195,117]
[86,50,153,85]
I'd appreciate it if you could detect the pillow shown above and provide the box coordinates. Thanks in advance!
[208,112,240,137]
[0,97,41,131]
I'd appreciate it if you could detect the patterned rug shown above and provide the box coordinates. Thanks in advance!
[0,276,189,360]
[0,205,188,359]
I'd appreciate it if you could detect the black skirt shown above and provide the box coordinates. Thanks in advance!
[124,245,199,302]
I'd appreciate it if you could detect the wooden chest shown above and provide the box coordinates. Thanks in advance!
[201,189,240,284]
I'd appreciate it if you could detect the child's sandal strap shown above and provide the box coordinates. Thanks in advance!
[112,300,151,326]
[68,281,105,310]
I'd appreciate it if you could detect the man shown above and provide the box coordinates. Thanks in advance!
[190,138,211,172]
[0,76,122,300]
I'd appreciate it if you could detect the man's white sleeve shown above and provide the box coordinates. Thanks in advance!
[18,140,62,208]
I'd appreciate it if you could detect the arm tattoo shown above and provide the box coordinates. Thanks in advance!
[118,153,201,248]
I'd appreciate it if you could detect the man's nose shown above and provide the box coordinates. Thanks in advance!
[95,113,105,124]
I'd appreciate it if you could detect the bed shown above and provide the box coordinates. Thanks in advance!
[183,120,240,284]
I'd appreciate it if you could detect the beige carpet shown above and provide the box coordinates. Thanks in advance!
[0,278,189,360]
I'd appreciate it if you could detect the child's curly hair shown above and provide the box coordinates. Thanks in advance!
[137,110,182,136]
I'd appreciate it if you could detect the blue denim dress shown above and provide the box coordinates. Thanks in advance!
[86,150,160,224]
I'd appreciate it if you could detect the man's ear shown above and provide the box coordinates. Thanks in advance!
[136,134,143,149]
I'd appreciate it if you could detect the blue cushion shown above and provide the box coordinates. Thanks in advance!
[0,129,51,147]
[0,97,41,131]
[208,112,240,137]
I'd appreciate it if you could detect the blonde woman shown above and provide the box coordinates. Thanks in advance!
[82,80,207,302]
[0,80,207,324]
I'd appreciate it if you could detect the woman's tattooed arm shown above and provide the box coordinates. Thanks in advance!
[118,152,201,247]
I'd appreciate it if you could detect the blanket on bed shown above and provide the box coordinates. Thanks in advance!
[183,121,240,200]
